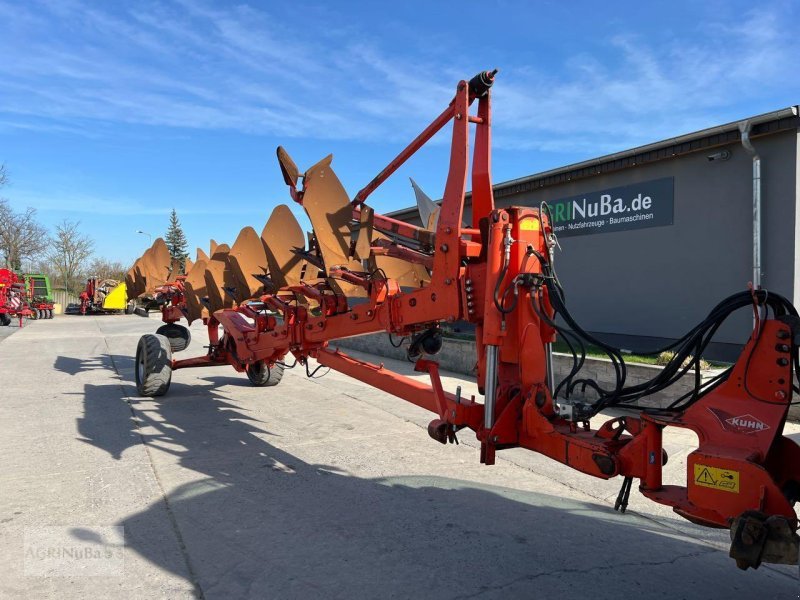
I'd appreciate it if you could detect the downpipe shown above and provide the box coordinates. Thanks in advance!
[739,120,761,291]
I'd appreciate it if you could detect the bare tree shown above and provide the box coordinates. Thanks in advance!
[0,163,7,188]
[0,199,50,270]
[47,220,94,294]
[86,257,128,282]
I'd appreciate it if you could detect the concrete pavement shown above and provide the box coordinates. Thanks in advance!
[0,314,798,598]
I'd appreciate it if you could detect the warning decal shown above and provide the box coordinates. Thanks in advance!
[519,219,540,231]
[693,464,740,493]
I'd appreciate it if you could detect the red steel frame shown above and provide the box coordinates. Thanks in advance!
[153,72,799,569]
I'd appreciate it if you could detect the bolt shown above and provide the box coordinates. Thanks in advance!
[466,279,473,285]
[501,213,508,221]
[777,358,789,366]
[456,113,462,120]
[350,313,358,320]
[777,329,790,340]
[367,310,374,317]
[467,301,474,307]
[776,344,790,352]
[440,244,449,252]
[775,390,787,401]
[491,435,499,443]
[445,227,452,234]
[444,278,452,285]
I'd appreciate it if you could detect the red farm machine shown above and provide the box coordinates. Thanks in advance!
[0,268,36,326]
[73,277,128,315]
[128,70,800,571]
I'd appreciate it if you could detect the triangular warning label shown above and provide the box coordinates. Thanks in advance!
[696,468,716,485]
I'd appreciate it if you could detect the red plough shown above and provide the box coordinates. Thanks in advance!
[132,71,800,570]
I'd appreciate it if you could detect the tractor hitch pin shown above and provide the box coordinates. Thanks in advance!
[484,345,499,430]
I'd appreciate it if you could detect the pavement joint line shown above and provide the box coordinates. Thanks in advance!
[102,333,206,600]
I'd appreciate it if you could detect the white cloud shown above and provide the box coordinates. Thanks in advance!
[0,1,796,154]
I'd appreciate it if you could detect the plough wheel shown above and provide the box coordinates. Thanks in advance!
[135,334,172,397]
[246,361,284,387]
[156,323,191,353]
[0,313,10,326]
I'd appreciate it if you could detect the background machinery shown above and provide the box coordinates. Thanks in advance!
[73,277,128,315]
[0,268,33,326]
[129,70,800,572]
[23,273,55,319]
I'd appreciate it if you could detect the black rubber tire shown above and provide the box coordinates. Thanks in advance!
[125,301,135,315]
[156,323,191,353]
[48,309,54,319]
[134,307,149,318]
[135,334,172,397]
[246,361,284,387]
[0,313,10,326]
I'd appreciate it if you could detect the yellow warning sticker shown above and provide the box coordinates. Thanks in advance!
[519,219,540,231]
[693,464,740,493]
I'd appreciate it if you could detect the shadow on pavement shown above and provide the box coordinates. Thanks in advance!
[73,371,797,599]
[54,355,109,375]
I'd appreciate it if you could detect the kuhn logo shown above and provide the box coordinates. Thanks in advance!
[707,408,770,434]
[725,414,769,433]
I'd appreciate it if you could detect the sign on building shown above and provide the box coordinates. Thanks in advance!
[547,177,674,237]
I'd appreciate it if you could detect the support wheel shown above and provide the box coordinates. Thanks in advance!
[156,323,191,352]
[125,301,136,315]
[246,361,284,387]
[0,313,10,326]
[48,309,54,319]
[135,334,172,397]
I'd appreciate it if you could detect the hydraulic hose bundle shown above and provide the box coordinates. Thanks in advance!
[533,237,800,415]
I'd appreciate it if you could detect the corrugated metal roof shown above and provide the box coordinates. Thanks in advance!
[387,106,800,219]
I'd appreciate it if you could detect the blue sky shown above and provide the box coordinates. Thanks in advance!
[0,0,798,266]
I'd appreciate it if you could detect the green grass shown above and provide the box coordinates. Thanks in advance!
[552,340,661,366]
[442,330,729,369]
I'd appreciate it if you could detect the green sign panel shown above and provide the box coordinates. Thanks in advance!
[547,177,674,237]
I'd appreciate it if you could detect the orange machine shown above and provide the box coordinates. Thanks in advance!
[133,71,800,571]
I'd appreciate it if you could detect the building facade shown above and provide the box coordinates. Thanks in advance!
[389,107,800,359]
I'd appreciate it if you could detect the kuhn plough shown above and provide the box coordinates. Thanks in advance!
[129,70,800,570]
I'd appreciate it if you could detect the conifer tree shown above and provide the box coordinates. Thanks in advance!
[165,208,189,273]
